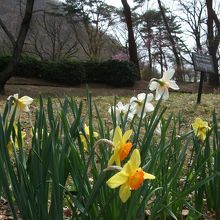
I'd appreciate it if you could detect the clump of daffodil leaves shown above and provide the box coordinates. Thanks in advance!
[1,69,219,220]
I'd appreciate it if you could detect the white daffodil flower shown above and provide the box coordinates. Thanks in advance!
[108,101,134,123]
[130,93,154,118]
[8,93,33,112]
[155,121,162,136]
[149,69,179,100]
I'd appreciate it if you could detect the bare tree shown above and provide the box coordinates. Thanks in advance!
[0,0,34,92]
[157,0,183,80]
[65,0,117,61]
[178,0,205,52]
[206,0,220,86]
[177,0,206,82]
[26,12,78,61]
[121,0,140,79]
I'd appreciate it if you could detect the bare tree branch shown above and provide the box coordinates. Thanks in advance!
[0,18,16,46]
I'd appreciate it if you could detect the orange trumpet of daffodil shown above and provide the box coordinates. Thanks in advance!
[106,149,155,203]
[108,126,133,166]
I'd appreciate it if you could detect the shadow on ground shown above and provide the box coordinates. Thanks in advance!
[3,77,218,98]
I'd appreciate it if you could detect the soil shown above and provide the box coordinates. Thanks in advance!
[2,76,219,98]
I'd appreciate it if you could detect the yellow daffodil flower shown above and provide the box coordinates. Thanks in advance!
[80,124,99,151]
[106,149,155,203]
[108,126,133,166]
[7,124,26,155]
[192,117,211,142]
[8,93,33,112]
[149,69,179,100]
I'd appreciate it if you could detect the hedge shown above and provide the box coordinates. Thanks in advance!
[0,56,137,86]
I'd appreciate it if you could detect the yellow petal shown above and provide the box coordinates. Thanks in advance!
[7,141,14,155]
[106,171,128,188]
[93,131,99,138]
[115,155,121,166]
[143,172,155,180]
[21,131,26,139]
[80,135,88,150]
[129,149,141,171]
[122,129,132,144]
[113,126,122,146]
[108,154,116,166]
[119,183,131,203]
[84,124,90,136]
[108,152,121,166]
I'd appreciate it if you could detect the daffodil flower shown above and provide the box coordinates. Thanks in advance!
[80,124,99,151]
[192,117,211,142]
[149,69,179,100]
[155,121,162,136]
[108,126,133,166]
[106,149,155,203]
[8,93,33,112]
[7,124,26,155]
[130,93,154,118]
[108,102,134,124]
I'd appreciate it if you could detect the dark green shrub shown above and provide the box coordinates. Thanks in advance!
[41,61,86,85]
[0,56,137,86]
[83,61,109,83]
[16,57,43,78]
[0,56,43,78]
[0,56,10,69]
[100,60,137,86]
[84,60,137,86]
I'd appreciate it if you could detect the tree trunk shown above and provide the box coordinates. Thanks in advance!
[206,0,219,87]
[157,0,182,81]
[121,0,140,79]
[0,0,34,93]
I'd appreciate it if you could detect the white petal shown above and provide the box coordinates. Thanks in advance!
[19,96,33,105]
[145,103,154,112]
[169,80,179,90]
[163,69,175,80]
[162,88,169,100]
[155,87,164,100]
[149,81,158,91]
[23,105,30,112]
[130,96,137,104]
[146,93,154,102]
[108,106,113,115]
[13,93,19,100]
[137,93,146,102]
[117,102,124,110]
[135,106,143,118]
[123,104,130,112]
[155,122,162,136]
[127,112,135,121]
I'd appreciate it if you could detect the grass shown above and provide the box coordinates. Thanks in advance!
[70,92,220,127]
[1,92,219,131]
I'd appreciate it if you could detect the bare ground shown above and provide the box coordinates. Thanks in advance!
[2,76,218,98]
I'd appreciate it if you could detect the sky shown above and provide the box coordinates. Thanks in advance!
[105,0,134,8]
[58,0,220,52]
